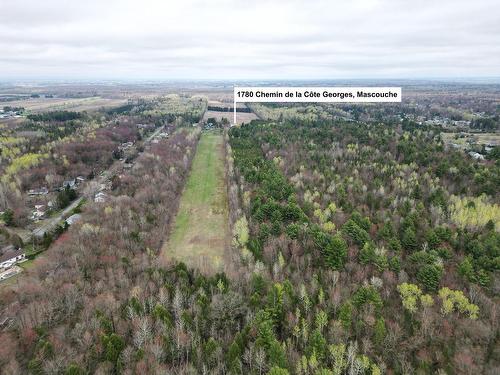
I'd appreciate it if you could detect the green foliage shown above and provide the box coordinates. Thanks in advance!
[65,364,85,375]
[1,208,14,226]
[351,211,371,231]
[310,226,347,269]
[286,223,300,239]
[417,264,442,291]
[101,333,125,364]
[152,304,173,327]
[373,318,387,346]
[27,110,83,122]
[359,241,375,264]
[342,219,370,246]
[438,287,479,319]
[352,286,383,311]
[268,340,288,369]
[57,185,77,209]
[397,283,423,313]
[426,229,441,248]
[28,359,44,375]
[203,338,219,365]
[388,256,401,273]
[401,227,418,252]
[175,121,500,372]
[307,329,327,361]
[359,242,388,271]
[409,250,439,267]
[314,369,334,375]
[255,316,288,368]
[267,367,290,375]
[378,222,395,240]
[233,216,249,247]
[227,339,243,370]
[3,152,48,182]
[251,273,267,296]
[450,195,500,232]
[339,302,353,329]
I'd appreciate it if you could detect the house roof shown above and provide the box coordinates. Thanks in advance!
[0,248,24,263]
[66,214,82,225]
[28,187,49,194]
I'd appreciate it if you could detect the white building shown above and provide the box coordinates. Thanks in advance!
[31,205,45,221]
[28,187,49,196]
[66,214,82,226]
[0,246,26,270]
[468,151,485,160]
[94,192,108,203]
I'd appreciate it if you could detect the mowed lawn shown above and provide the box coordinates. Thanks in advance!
[162,132,228,272]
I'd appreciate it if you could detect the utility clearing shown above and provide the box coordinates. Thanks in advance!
[162,132,228,272]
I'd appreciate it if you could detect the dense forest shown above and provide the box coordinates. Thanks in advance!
[226,120,499,374]
[0,118,498,374]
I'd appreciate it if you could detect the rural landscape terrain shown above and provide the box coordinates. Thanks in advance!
[0,80,499,375]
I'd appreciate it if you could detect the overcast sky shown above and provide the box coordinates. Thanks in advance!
[0,0,499,80]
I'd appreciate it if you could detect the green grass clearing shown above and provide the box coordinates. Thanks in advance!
[162,131,228,272]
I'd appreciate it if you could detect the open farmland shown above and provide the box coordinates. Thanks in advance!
[203,109,259,124]
[204,100,259,124]
[2,96,127,113]
[442,132,500,151]
[161,131,228,272]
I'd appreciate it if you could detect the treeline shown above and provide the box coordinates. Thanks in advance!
[208,105,252,113]
[470,116,499,131]
[17,119,84,141]
[27,111,84,122]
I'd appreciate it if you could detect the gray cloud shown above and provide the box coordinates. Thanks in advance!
[0,0,499,79]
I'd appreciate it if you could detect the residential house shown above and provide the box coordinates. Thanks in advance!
[28,187,49,196]
[468,151,485,160]
[31,205,45,221]
[65,214,81,226]
[0,267,21,281]
[62,179,76,189]
[119,141,134,150]
[137,123,154,129]
[94,192,107,203]
[0,246,26,270]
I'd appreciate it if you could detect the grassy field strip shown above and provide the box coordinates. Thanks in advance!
[161,132,228,272]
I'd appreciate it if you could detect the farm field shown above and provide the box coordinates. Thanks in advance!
[2,96,127,113]
[203,109,259,124]
[161,131,228,272]
[441,131,500,149]
[207,100,248,109]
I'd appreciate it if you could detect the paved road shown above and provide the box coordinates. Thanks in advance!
[30,197,84,239]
